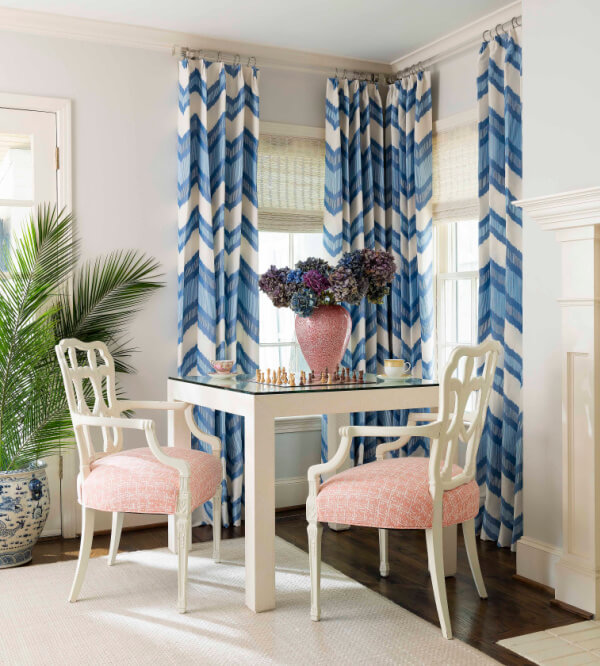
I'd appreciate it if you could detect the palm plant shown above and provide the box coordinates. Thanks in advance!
[0,205,163,471]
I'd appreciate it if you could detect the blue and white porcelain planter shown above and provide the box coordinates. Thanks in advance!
[0,463,50,568]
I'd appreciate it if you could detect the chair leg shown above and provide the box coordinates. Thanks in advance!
[69,506,95,602]
[307,520,323,621]
[379,528,390,577]
[176,510,191,614]
[108,512,124,566]
[212,485,221,563]
[425,524,452,639]
[462,519,487,598]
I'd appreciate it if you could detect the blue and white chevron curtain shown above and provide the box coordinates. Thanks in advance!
[177,59,260,527]
[476,30,523,549]
[323,73,433,464]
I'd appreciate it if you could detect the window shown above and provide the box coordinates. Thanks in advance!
[257,124,326,373]
[0,108,57,268]
[432,112,479,376]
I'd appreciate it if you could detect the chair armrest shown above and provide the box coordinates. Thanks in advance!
[117,400,222,458]
[71,413,190,477]
[183,405,222,458]
[117,400,187,412]
[369,423,442,460]
[71,413,150,430]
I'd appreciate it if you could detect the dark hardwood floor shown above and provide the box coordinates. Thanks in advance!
[31,510,579,665]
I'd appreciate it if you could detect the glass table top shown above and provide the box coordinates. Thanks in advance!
[170,373,439,396]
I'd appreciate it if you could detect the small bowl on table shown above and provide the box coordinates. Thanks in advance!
[384,358,411,378]
[210,359,235,375]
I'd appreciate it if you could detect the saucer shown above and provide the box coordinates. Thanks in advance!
[208,371,240,380]
[377,373,411,380]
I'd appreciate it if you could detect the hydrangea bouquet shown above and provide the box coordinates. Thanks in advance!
[259,249,396,317]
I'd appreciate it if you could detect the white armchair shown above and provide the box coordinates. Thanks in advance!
[56,338,223,614]
[306,340,500,639]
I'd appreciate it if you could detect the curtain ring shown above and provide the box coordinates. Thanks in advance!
[495,23,504,37]
[343,69,348,79]
[512,16,519,29]
[217,51,223,62]
[233,54,240,66]
[335,67,339,79]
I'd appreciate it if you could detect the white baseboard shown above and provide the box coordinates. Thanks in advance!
[516,536,562,590]
[275,476,308,509]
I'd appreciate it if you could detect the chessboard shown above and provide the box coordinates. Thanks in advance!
[252,365,376,387]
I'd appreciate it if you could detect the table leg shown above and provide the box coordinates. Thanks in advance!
[443,524,457,577]
[326,413,351,532]
[167,391,191,553]
[244,405,276,612]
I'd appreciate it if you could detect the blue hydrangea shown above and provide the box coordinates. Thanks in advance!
[286,268,304,284]
[290,288,317,317]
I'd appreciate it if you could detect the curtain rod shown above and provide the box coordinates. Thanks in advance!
[391,14,522,81]
[172,44,387,81]
[172,45,257,67]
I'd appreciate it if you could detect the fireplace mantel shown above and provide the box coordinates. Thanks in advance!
[516,185,600,616]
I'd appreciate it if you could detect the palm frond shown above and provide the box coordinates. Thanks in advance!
[0,205,164,471]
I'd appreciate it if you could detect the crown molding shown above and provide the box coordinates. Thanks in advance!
[0,6,391,76]
[390,1,521,72]
[515,187,600,231]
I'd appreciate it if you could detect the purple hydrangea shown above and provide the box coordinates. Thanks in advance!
[366,283,390,305]
[328,265,362,304]
[302,269,330,295]
[259,265,291,307]
[362,249,396,286]
[296,257,331,275]
[338,250,365,277]
[290,288,317,317]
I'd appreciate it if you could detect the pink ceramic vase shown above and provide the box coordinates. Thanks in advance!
[295,305,352,375]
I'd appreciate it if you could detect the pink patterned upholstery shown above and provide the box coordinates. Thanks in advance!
[316,458,479,529]
[79,447,222,515]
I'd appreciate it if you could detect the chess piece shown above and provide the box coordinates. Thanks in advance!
[341,368,346,382]
[320,371,326,384]
[290,373,295,386]
[256,369,260,382]
[327,372,333,385]
[267,368,271,384]
[299,372,305,386]
[352,371,357,382]
[359,370,364,383]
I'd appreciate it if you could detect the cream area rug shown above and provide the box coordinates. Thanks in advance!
[0,537,496,665]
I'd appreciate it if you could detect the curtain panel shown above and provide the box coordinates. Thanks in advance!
[476,30,523,548]
[177,59,260,527]
[323,73,433,464]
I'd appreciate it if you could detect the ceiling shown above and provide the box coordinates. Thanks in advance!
[0,0,512,63]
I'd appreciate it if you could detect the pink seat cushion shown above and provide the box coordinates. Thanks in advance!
[316,457,479,529]
[80,447,222,515]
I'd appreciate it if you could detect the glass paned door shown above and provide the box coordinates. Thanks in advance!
[0,107,60,536]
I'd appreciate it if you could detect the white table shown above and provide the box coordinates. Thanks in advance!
[167,373,452,613]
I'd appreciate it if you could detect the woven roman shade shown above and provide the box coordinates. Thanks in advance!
[258,133,325,233]
[432,121,478,224]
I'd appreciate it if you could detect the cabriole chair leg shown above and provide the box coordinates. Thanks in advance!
[69,506,95,602]
[425,523,452,639]
[108,511,124,566]
[212,486,221,563]
[307,520,323,621]
[462,518,487,598]
[379,528,390,577]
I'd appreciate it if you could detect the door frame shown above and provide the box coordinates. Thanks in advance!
[0,92,75,537]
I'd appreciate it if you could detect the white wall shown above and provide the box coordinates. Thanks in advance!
[0,29,324,528]
[519,0,600,556]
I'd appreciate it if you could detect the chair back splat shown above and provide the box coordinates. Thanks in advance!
[430,340,501,497]
[55,338,123,473]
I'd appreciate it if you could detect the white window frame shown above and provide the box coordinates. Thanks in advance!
[258,122,325,432]
[433,109,479,377]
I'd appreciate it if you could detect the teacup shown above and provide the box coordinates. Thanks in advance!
[384,358,411,378]
[210,359,235,375]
